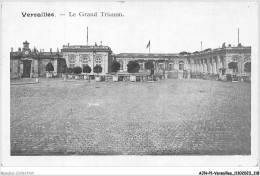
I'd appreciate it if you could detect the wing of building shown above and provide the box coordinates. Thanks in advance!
[10,41,64,78]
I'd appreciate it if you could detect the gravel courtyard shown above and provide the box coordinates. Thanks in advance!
[10,78,251,155]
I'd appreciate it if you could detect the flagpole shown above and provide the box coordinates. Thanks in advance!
[238,28,239,45]
[87,27,89,46]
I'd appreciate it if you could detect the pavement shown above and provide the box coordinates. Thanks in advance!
[10,78,251,155]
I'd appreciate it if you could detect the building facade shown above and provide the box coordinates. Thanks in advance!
[10,42,251,79]
[115,44,251,79]
[61,44,114,75]
[10,41,64,79]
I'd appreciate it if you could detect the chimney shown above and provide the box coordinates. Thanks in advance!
[50,48,52,53]
[11,47,13,52]
[68,43,70,47]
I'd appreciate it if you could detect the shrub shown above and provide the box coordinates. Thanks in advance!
[58,58,67,73]
[179,51,191,55]
[127,61,140,73]
[111,61,121,73]
[73,66,82,75]
[83,65,92,74]
[93,65,103,76]
[228,62,238,72]
[46,62,54,72]
[145,61,155,75]
[67,68,73,74]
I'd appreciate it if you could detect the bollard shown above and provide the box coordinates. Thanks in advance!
[36,78,39,83]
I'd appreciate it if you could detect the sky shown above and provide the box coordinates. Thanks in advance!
[2,1,259,55]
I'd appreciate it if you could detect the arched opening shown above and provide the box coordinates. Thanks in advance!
[169,63,174,71]
[46,62,54,72]
[95,56,102,66]
[228,62,238,73]
[179,61,184,70]
[82,57,89,67]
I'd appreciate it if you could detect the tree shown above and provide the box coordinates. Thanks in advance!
[111,61,121,73]
[145,61,154,75]
[179,51,190,55]
[244,62,251,72]
[73,66,82,75]
[228,62,238,73]
[127,61,140,73]
[83,65,92,74]
[46,62,54,72]
[93,65,103,76]
[57,58,67,74]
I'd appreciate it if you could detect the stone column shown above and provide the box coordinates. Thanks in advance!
[34,60,39,78]
[91,54,94,75]
[124,60,127,72]
[212,61,216,74]
[104,56,107,74]
[204,60,208,73]
[19,61,23,77]
[54,59,58,74]
[202,60,204,72]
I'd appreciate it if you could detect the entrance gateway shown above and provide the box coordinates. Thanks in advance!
[22,60,31,78]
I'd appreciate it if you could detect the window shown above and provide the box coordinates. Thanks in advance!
[179,61,184,70]
[68,55,76,68]
[159,63,164,70]
[82,57,89,67]
[140,63,144,70]
[95,56,102,66]
[169,63,174,70]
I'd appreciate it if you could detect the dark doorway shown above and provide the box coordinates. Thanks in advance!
[23,60,31,78]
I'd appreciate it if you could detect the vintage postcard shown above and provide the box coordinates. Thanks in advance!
[1,1,259,175]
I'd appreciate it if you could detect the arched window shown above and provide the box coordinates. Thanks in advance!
[169,63,174,70]
[68,55,76,68]
[159,63,164,70]
[179,61,184,70]
[95,56,102,66]
[82,57,89,67]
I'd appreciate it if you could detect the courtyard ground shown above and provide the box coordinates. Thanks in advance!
[10,78,251,155]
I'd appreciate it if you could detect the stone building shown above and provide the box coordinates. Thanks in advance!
[10,41,251,79]
[61,44,114,75]
[115,43,251,79]
[10,41,64,78]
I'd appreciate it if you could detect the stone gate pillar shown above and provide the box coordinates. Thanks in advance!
[54,59,58,75]
[34,60,38,77]
[19,60,23,77]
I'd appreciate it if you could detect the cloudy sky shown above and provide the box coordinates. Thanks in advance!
[2,1,258,55]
